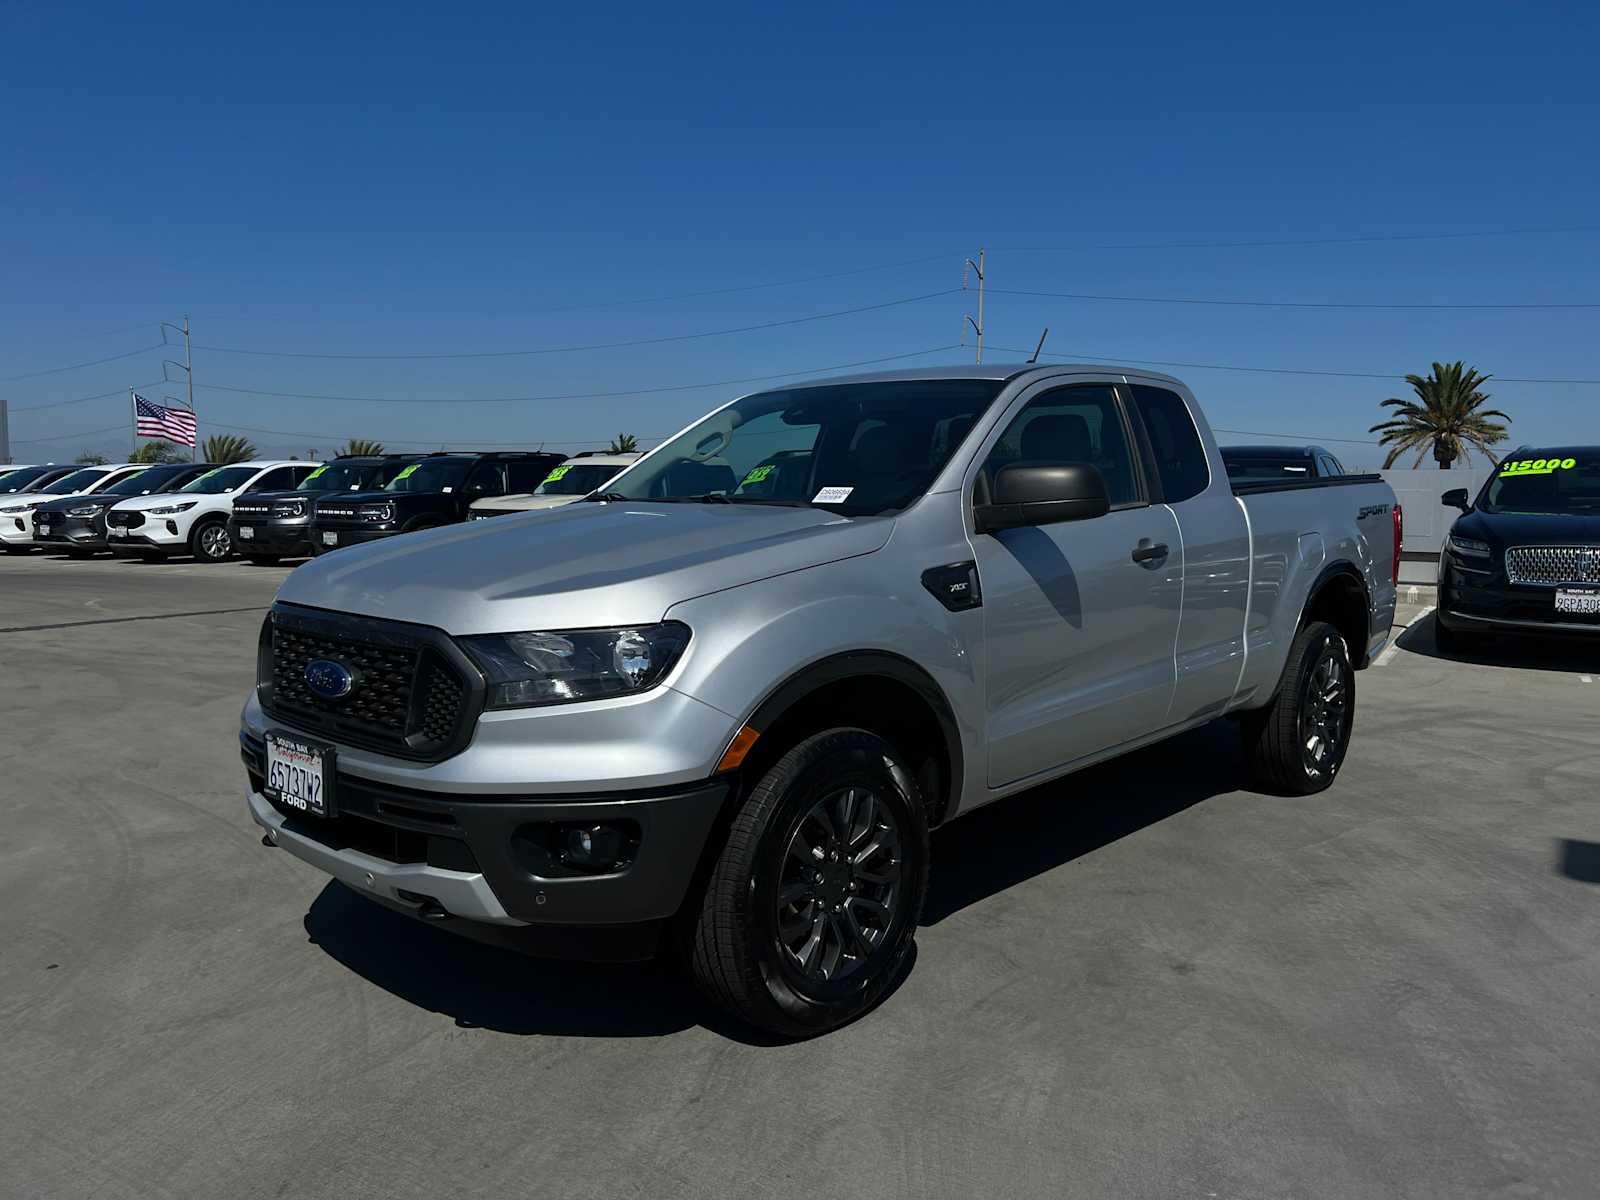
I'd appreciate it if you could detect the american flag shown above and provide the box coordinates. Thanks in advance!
[134,395,198,446]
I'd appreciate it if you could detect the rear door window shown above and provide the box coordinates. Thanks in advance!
[1130,385,1210,503]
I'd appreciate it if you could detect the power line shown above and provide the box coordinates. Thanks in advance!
[1212,427,1380,447]
[11,380,166,414]
[188,344,964,404]
[10,423,130,444]
[190,289,962,360]
[986,287,1600,311]
[983,344,1600,385]
[990,224,1600,252]
[0,343,164,384]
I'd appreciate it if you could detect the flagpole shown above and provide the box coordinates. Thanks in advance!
[129,388,137,459]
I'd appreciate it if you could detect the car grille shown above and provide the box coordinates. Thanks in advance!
[232,503,271,516]
[259,606,482,760]
[316,506,358,520]
[1505,545,1600,586]
[106,510,146,529]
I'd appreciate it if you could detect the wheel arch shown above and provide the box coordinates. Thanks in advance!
[1297,560,1372,668]
[731,651,964,828]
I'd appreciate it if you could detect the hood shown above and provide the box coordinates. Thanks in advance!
[31,492,108,513]
[1455,510,1600,545]
[110,491,224,513]
[276,500,894,634]
[0,489,77,511]
[322,489,436,506]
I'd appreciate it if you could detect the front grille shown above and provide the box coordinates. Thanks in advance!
[316,506,358,520]
[1505,545,1600,586]
[259,606,482,760]
[106,510,145,529]
[233,503,271,516]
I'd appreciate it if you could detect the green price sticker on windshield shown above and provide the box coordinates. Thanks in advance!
[194,468,223,482]
[542,465,571,484]
[1500,456,1577,477]
[392,464,420,482]
[740,465,775,486]
[302,465,328,483]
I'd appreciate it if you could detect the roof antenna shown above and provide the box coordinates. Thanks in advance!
[1027,327,1050,364]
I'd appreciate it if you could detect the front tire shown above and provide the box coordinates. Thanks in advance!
[1242,620,1354,795]
[189,518,233,562]
[687,728,929,1038]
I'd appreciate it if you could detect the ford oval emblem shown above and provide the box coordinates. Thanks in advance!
[305,658,354,699]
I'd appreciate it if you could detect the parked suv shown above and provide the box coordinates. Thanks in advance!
[2,465,76,494]
[1437,446,1600,649]
[1,463,152,554]
[309,450,564,552]
[229,454,426,564]
[33,462,217,556]
[243,365,1398,1037]
[107,461,320,562]
[468,452,642,520]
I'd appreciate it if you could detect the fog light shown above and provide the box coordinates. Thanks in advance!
[564,823,626,869]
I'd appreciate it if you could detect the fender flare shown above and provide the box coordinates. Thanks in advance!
[740,650,965,826]
[1294,559,1373,666]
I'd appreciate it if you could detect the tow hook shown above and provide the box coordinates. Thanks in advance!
[260,831,278,848]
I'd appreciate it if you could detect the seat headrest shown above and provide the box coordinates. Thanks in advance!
[1022,413,1092,462]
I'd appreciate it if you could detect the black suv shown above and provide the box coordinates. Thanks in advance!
[229,454,427,564]
[32,462,218,556]
[1438,446,1600,649]
[308,451,566,553]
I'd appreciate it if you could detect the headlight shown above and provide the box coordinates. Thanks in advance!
[67,504,104,517]
[0,503,32,514]
[149,501,199,515]
[460,623,691,709]
[361,504,394,523]
[272,500,308,518]
[1447,534,1491,556]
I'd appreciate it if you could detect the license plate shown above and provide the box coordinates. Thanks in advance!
[36,522,50,534]
[108,526,125,537]
[1555,587,1600,615]
[321,531,338,546]
[264,731,336,818]
[238,525,254,539]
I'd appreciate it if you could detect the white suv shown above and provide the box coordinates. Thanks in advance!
[106,460,321,562]
[466,453,642,520]
[0,463,151,554]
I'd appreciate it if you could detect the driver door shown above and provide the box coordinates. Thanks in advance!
[972,380,1183,788]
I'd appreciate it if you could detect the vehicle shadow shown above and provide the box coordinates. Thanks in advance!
[302,880,801,1044]
[1397,612,1600,674]
[1557,839,1600,885]
[921,720,1244,925]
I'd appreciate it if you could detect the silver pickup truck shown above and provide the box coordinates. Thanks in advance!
[242,364,1399,1036]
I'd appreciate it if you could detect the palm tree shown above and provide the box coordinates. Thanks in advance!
[1369,362,1510,468]
[338,438,386,456]
[74,451,110,465]
[131,441,188,464]
[607,433,638,454]
[202,433,256,464]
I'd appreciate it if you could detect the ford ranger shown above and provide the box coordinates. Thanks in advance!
[242,364,1399,1037]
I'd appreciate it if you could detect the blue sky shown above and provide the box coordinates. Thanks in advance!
[3,0,1597,468]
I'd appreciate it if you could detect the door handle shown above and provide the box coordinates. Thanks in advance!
[1131,540,1169,564]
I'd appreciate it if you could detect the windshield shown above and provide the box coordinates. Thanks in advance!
[533,463,622,496]
[104,465,186,495]
[384,458,472,493]
[297,460,408,492]
[1,466,56,492]
[47,467,112,494]
[1479,454,1600,515]
[601,380,1004,515]
[181,465,259,494]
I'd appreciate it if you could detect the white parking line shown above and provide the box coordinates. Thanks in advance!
[1374,606,1435,667]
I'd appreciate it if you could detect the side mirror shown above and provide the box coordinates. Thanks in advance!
[975,463,1110,534]
[1441,487,1470,512]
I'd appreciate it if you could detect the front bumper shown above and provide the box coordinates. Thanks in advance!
[1439,558,1600,637]
[232,518,313,556]
[33,513,107,550]
[107,515,190,553]
[242,732,730,949]
[0,512,40,546]
[307,524,400,554]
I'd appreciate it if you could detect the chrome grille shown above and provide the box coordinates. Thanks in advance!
[1505,545,1600,586]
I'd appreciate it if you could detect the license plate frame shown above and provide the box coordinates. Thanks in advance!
[108,525,126,537]
[263,730,337,818]
[238,524,254,539]
[321,531,338,546]
[1554,587,1600,615]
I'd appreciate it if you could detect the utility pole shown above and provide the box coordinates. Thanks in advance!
[162,316,196,461]
[0,397,10,464]
[963,249,985,364]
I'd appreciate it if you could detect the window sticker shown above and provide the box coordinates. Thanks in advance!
[194,468,223,482]
[1500,457,1577,477]
[392,464,420,482]
[302,466,328,483]
[812,486,854,504]
[740,465,776,486]
[542,465,571,484]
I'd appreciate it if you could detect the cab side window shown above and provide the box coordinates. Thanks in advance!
[982,384,1141,506]
[463,463,506,496]
[290,465,318,486]
[1129,385,1210,503]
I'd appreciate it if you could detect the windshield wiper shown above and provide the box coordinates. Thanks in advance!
[687,492,732,504]
[583,491,634,502]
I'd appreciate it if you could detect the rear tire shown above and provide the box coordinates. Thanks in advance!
[1242,620,1354,795]
[686,728,929,1039]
